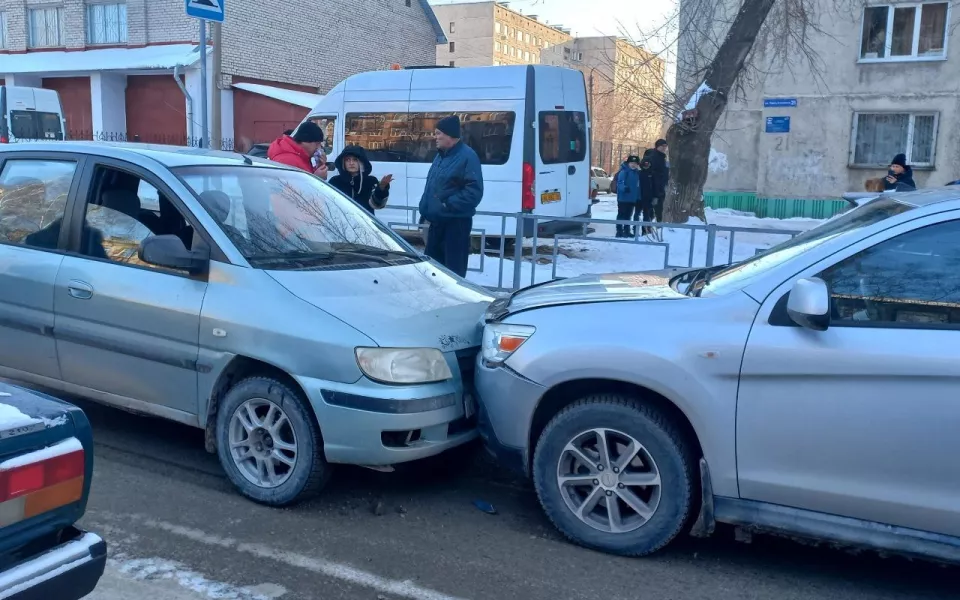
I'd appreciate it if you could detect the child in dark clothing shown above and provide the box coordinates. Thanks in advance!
[327,145,392,214]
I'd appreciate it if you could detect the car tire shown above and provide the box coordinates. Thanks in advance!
[532,395,695,556]
[216,376,330,506]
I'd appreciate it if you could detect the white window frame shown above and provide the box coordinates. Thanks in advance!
[858,2,950,63]
[86,2,128,45]
[495,22,501,34]
[849,111,940,168]
[28,6,65,48]
[0,12,8,49]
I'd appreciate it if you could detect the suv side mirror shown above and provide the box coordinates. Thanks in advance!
[139,235,210,275]
[786,277,830,331]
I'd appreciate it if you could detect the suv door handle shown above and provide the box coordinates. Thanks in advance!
[67,280,94,300]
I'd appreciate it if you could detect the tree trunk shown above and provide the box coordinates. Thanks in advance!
[663,0,779,223]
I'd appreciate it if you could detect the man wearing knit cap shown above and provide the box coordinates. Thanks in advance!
[267,121,329,180]
[418,114,484,277]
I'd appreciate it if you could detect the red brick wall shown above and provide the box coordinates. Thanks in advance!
[42,77,92,139]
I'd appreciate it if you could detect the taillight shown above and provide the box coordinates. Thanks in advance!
[522,162,535,212]
[0,438,85,527]
[0,136,8,144]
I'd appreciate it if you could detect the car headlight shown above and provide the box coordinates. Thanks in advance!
[355,347,453,384]
[481,324,535,367]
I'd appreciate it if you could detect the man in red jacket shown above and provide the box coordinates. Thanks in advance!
[267,121,328,180]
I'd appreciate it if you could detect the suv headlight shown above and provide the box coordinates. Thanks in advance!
[355,347,452,384]
[481,324,535,367]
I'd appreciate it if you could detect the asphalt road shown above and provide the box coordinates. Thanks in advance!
[65,398,958,600]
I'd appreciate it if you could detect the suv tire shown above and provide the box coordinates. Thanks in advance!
[216,376,330,506]
[533,395,695,556]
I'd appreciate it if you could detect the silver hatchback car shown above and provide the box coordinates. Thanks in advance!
[0,142,491,505]
[476,188,960,561]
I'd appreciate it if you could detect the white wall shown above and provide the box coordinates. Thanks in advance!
[184,61,214,144]
[220,88,234,149]
[91,74,128,137]
[4,74,43,87]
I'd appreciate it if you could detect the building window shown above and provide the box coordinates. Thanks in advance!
[0,12,8,49]
[405,0,411,6]
[525,33,530,43]
[851,112,938,168]
[524,51,530,62]
[544,41,550,49]
[449,41,455,52]
[495,41,501,52]
[860,2,948,60]
[516,30,523,41]
[449,61,455,67]
[28,7,65,48]
[495,22,501,34]
[449,21,455,34]
[87,3,128,45]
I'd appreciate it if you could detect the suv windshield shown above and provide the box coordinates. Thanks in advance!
[175,165,419,270]
[700,197,914,296]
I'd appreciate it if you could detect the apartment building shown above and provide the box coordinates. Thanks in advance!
[543,36,667,172]
[0,0,445,148]
[431,1,571,67]
[677,0,959,215]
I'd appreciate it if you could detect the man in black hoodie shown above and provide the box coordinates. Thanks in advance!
[884,153,916,191]
[648,139,669,221]
[328,145,392,214]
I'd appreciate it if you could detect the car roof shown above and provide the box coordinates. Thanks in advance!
[0,141,289,170]
[885,186,960,208]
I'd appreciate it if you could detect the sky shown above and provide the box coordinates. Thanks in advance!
[428,0,679,83]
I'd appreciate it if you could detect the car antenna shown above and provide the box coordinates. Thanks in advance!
[241,154,253,165]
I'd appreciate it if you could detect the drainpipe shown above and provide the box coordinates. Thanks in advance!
[174,64,195,143]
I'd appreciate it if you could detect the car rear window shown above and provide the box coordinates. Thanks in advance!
[539,111,587,165]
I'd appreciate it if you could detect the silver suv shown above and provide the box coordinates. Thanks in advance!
[476,189,960,561]
[0,142,490,505]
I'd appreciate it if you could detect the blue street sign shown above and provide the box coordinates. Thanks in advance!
[765,116,790,134]
[764,98,797,108]
[185,0,224,22]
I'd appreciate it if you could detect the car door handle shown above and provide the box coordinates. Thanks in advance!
[67,280,94,300]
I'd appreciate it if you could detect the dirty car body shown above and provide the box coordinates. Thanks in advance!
[476,189,960,561]
[0,142,491,506]
[0,382,106,600]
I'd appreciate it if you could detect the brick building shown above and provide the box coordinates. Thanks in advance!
[431,1,571,67]
[0,0,446,149]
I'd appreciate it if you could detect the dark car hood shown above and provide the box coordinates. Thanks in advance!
[489,269,690,319]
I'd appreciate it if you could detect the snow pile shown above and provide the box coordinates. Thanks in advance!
[0,403,40,431]
[5,44,200,75]
[708,148,729,173]
[113,557,280,600]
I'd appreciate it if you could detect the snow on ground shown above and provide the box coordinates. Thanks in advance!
[463,194,824,289]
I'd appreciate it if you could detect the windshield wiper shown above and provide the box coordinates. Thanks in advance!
[334,243,420,259]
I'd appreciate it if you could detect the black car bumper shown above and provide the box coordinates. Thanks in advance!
[3,528,106,600]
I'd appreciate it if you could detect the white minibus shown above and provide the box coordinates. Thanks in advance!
[0,86,66,143]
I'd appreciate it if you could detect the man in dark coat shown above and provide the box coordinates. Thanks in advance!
[884,153,917,191]
[615,156,642,237]
[418,115,484,277]
[328,145,392,215]
[647,139,669,223]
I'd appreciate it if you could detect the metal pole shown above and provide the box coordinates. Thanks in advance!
[199,19,209,148]
[512,215,524,291]
[211,21,222,150]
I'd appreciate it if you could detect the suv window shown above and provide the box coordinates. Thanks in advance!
[0,159,76,249]
[818,219,960,327]
[539,111,587,165]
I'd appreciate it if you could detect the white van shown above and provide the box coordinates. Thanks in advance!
[302,65,592,239]
[0,86,66,144]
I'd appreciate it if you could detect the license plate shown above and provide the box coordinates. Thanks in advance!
[540,191,561,204]
[464,393,476,419]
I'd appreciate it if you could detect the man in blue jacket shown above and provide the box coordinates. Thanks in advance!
[418,115,484,277]
[615,155,642,237]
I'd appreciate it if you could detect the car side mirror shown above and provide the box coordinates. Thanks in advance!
[786,277,830,331]
[138,235,210,275]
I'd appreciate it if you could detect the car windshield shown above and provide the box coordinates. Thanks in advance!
[175,166,418,270]
[700,196,915,296]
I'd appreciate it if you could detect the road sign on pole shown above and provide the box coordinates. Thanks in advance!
[185,0,224,22]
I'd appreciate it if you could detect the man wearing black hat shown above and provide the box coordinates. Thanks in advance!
[267,121,329,180]
[418,114,484,277]
[647,139,669,223]
[884,153,916,191]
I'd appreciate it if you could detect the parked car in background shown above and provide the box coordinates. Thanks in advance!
[591,167,613,193]
[475,188,960,561]
[0,382,106,599]
[0,141,490,507]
